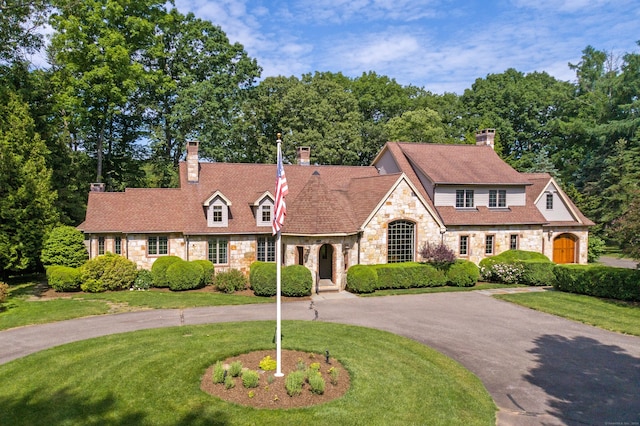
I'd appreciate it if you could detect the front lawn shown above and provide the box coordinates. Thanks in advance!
[495,290,640,336]
[0,277,271,331]
[0,321,496,425]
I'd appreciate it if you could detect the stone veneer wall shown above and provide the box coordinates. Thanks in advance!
[443,226,544,264]
[359,179,442,265]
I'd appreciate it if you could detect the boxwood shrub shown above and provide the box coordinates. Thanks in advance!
[446,260,479,287]
[166,260,204,291]
[250,261,277,296]
[554,264,640,301]
[519,261,556,286]
[375,262,446,289]
[282,265,312,296]
[249,262,312,297]
[80,252,138,292]
[346,265,378,294]
[191,260,215,286]
[151,255,181,288]
[46,265,82,292]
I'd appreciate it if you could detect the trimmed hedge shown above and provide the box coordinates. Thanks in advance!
[519,261,556,286]
[80,252,139,292]
[346,265,378,294]
[46,265,82,292]
[151,256,181,288]
[554,264,640,301]
[166,260,204,291]
[282,265,312,297]
[375,262,446,289]
[446,260,479,287]
[249,262,312,297]
[191,260,215,286]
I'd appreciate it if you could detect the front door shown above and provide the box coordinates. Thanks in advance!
[553,234,577,264]
[319,244,333,280]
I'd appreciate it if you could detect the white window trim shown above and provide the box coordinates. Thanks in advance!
[207,198,229,227]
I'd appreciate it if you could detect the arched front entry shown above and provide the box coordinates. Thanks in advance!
[553,233,578,264]
[319,244,334,281]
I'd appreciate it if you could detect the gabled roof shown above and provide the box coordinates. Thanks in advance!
[524,173,595,226]
[394,142,531,185]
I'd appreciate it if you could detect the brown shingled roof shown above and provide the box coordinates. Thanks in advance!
[397,142,530,185]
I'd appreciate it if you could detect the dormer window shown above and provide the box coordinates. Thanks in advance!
[203,191,231,228]
[456,190,474,208]
[489,189,506,208]
[254,192,274,227]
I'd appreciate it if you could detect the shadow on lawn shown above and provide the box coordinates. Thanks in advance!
[525,334,640,425]
[0,386,230,425]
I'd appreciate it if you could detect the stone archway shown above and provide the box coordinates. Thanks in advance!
[553,233,578,264]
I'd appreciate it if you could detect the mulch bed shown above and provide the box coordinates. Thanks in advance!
[200,349,350,409]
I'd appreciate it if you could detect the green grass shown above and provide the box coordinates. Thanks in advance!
[0,279,271,331]
[495,291,640,336]
[362,283,525,297]
[0,321,496,426]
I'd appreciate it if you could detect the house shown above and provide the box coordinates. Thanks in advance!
[79,130,593,291]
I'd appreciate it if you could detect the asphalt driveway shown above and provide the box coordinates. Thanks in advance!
[1,291,639,426]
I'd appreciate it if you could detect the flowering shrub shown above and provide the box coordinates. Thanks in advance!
[482,262,524,284]
[259,355,277,371]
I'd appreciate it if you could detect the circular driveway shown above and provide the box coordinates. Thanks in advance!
[1,291,639,425]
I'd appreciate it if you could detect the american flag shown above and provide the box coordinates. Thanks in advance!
[272,142,288,235]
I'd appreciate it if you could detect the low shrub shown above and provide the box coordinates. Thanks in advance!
[554,264,640,301]
[191,260,215,286]
[282,265,312,296]
[308,372,325,395]
[212,361,225,384]
[80,252,138,292]
[151,256,181,288]
[518,261,556,286]
[285,371,306,397]
[228,361,243,378]
[224,376,235,389]
[46,265,82,292]
[259,355,277,371]
[328,367,339,385]
[419,242,456,267]
[215,269,247,293]
[250,262,276,296]
[0,282,9,304]
[446,260,479,287]
[346,265,378,293]
[132,269,153,291]
[81,278,106,293]
[166,260,204,291]
[242,370,260,388]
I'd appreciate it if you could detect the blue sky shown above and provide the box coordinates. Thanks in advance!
[173,0,639,94]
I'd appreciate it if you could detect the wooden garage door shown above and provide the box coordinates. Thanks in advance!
[553,234,576,264]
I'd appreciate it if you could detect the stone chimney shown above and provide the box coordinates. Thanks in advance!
[296,146,310,166]
[186,141,199,183]
[475,129,496,149]
[90,183,105,192]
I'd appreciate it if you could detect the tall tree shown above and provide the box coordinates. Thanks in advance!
[0,0,49,64]
[142,9,260,176]
[49,0,165,185]
[0,92,58,277]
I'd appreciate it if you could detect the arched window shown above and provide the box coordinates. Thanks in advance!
[388,220,415,263]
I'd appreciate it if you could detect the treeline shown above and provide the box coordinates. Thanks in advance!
[1,0,639,276]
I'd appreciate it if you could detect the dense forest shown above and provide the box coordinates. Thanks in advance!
[1,0,639,276]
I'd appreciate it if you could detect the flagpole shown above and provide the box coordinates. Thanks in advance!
[275,135,284,377]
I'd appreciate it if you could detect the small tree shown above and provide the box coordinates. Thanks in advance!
[419,242,456,267]
[41,225,88,268]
